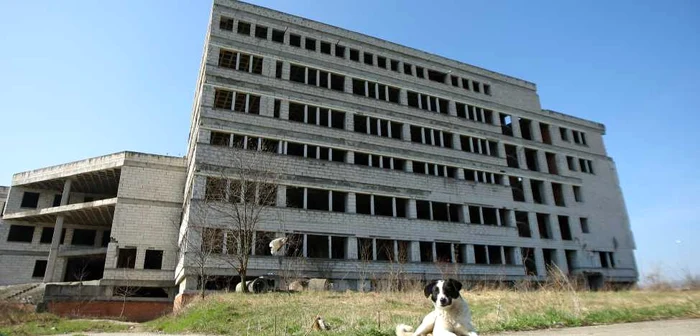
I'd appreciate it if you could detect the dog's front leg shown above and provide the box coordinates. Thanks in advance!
[452,321,478,336]
[411,312,436,335]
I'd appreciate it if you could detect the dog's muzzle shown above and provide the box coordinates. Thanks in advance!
[438,297,452,307]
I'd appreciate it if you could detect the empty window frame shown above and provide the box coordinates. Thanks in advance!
[307,234,329,258]
[522,248,537,275]
[509,176,525,202]
[377,56,387,68]
[504,144,519,168]
[559,127,569,141]
[409,126,453,148]
[460,135,497,156]
[117,248,137,268]
[435,242,452,262]
[500,113,514,136]
[331,236,347,259]
[271,29,285,43]
[415,66,425,78]
[540,123,552,144]
[515,211,531,237]
[472,81,481,93]
[552,183,566,207]
[304,37,316,51]
[144,250,163,269]
[353,115,402,139]
[354,152,404,171]
[32,260,47,278]
[287,102,345,129]
[363,52,373,65]
[71,229,96,246]
[427,69,447,83]
[349,48,360,61]
[289,64,345,92]
[483,84,492,96]
[7,225,34,243]
[352,78,400,103]
[289,34,301,47]
[524,148,539,171]
[558,216,572,240]
[405,91,449,114]
[320,41,331,54]
[254,25,268,39]
[218,49,263,75]
[419,241,433,262]
[572,185,583,202]
[412,161,457,178]
[214,89,233,109]
[237,21,251,35]
[474,245,487,264]
[21,192,40,208]
[580,217,590,233]
[545,152,558,175]
[530,180,545,204]
[403,62,413,75]
[219,16,234,31]
[572,130,587,145]
[537,213,552,239]
[519,118,533,140]
[335,44,345,58]
[463,169,503,185]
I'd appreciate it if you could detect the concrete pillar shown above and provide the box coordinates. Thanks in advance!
[399,89,408,106]
[514,247,523,266]
[500,247,506,265]
[550,215,563,240]
[407,199,417,219]
[456,168,465,180]
[302,234,308,257]
[279,100,289,120]
[402,124,410,141]
[466,245,476,264]
[346,151,354,164]
[345,112,354,131]
[262,57,276,78]
[44,178,72,282]
[460,205,469,223]
[522,178,534,203]
[512,117,522,138]
[447,101,457,116]
[405,160,413,173]
[431,243,437,262]
[410,241,421,263]
[453,133,462,151]
[450,244,456,263]
[556,249,569,274]
[347,236,358,259]
[532,121,543,143]
[346,192,356,214]
[541,181,553,206]
[302,188,308,209]
[507,210,516,228]
[369,195,375,215]
[281,61,290,81]
[372,239,377,261]
[344,74,353,94]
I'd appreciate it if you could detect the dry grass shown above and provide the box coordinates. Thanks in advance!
[146,289,700,335]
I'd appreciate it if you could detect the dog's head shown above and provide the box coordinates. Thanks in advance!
[424,278,463,308]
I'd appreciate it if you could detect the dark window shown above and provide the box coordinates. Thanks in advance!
[403,63,413,75]
[32,260,47,278]
[219,17,234,31]
[560,127,569,141]
[376,239,393,261]
[306,188,329,211]
[254,25,268,39]
[451,76,459,87]
[335,45,345,58]
[40,227,54,244]
[559,216,572,240]
[117,248,137,268]
[144,250,163,270]
[331,110,345,129]
[488,246,502,264]
[210,131,230,146]
[320,41,331,54]
[435,242,451,262]
[516,211,531,237]
[218,49,237,69]
[290,64,305,83]
[377,56,386,68]
[416,66,424,78]
[214,89,233,109]
[416,200,431,220]
[522,248,537,275]
[387,86,400,103]
[21,192,40,208]
[427,69,446,83]
[510,176,525,202]
[331,191,347,212]
[305,37,316,51]
[8,225,34,243]
[580,218,589,233]
[356,193,371,215]
[52,194,62,207]
[468,206,481,224]
[271,29,284,43]
[531,180,545,204]
[101,230,110,247]
[420,242,433,262]
[251,56,263,75]
[289,34,301,47]
[472,81,481,93]
[363,52,373,65]
[390,59,399,72]
[357,238,373,261]
[71,229,96,246]
[537,213,551,239]
[474,245,487,264]
[305,235,329,258]
[462,78,470,90]
[482,207,498,225]
[330,73,345,91]
[237,21,251,35]
[349,49,359,61]
[573,186,583,202]
[373,195,393,217]
[331,236,346,259]
[275,61,283,79]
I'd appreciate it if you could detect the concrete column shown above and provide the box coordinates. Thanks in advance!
[281,61,290,81]
[405,160,413,173]
[550,214,563,240]
[431,243,437,262]
[399,89,408,106]
[347,237,358,259]
[447,101,457,116]
[500,247,506,265]
[556,249,569,274]
[512,117,522,138]
[369,195,375,215]
[450,244,456,263]
[401,124,410,141]
[456,168,465,180]
[372,239,377,261]
[514,247,523,266]
[522,178,534,203]
[532,121,543,143]
[453,133,462,151]
[346,151,354,164]
[507,210,516,228]
[407,199,417,219]
[492,111,502,127]
[466,245,476,264]
[344,75,353,94]
[410,241,421,263]
[302,234,308,257]
[328,190,333,212]
[495,209,502,226]
[345,112,354,131]
[279,99,289,120]
[535,248,546,276]
[393,241,399,262]
[391,198,397,217]
[460,205,469,223]
[44,178,72,282]
[302,188,308,209]
[346,192,356,214]
[262,57,276,78]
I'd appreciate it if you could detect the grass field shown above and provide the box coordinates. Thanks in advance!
[1,289,698,335]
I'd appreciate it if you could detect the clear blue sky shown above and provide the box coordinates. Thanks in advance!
[1,0,698,280]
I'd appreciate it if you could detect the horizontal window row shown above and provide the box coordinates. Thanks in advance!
[410,125,454,148]
[416,200,461,222]
[289,64,345,91]
[351,78,400,103]
[218,16,494,97]
[287,101,345,130]
[354,152,405,171]
[406,91,449,114]
[217,49,263,74]
[455,103,494,125]
[474,245,517,265]
[561,127,588,146]
[356,193,408,218]
[413,160,458,178]
[460,135,499,157]
[210,132,279,153]
[285,187,347,212]
[117,247,164,270]
[566,156,595,174]
[7,225,110,248]
[213,89,261,114]
[204,177,277,206]
[464,169,503,185]
[286,142,346,163]
[353,115,402,139]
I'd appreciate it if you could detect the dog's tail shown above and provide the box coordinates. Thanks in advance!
[395,324,414,336]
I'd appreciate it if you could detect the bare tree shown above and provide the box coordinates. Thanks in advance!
[114,265,140,319]
[201,144,281,293]
[175,205,222,298]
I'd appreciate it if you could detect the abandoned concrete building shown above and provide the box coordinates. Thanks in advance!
[0,0,637,310]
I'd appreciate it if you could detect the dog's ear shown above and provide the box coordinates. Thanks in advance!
[446,278,463,292]
[423,280,439,298]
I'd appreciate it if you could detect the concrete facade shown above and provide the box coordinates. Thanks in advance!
[175,0,637,292]
[0,0,637,297]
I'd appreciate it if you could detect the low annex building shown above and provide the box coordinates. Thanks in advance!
[0,0,637,319]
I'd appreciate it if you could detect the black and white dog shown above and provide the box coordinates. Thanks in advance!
[396,279,478,336]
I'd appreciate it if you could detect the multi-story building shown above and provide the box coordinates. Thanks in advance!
[175,0,637,292]
[0,0,637,307]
